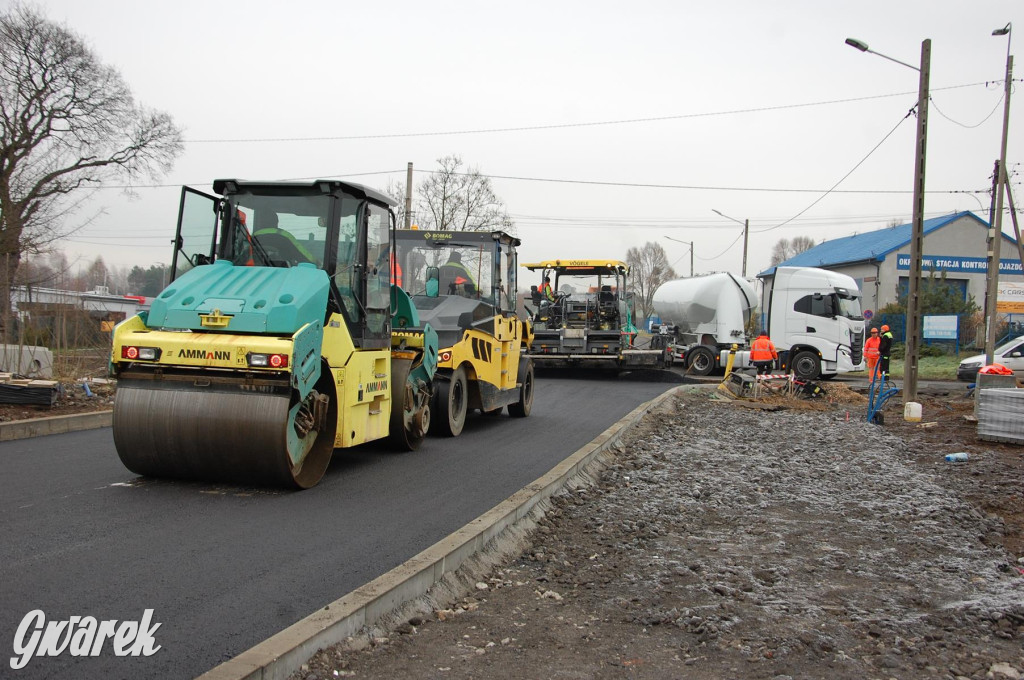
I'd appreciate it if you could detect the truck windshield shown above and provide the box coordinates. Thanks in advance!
[836,292,863,319]
[227,190,330,268]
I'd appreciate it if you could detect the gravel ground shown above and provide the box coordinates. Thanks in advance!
[296,384,1024,680]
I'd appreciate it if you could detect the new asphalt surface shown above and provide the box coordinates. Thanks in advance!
[0,373,676,679]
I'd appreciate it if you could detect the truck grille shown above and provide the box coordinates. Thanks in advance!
[851,330,864,364]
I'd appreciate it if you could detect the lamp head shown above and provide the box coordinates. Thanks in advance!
[845,38,869,52]
[993,22,1011,36]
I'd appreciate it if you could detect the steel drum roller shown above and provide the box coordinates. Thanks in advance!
[113,379,333,488]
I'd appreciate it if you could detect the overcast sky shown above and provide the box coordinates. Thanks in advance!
[31,0,1024,282]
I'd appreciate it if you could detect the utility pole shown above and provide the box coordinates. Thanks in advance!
[985,27,1014,364]
[742,219,749,278]
[985,160,1002,363]
[663,236,694,277]
[404,162,414,230]
[845,36,930,402]
[903,39,931,403]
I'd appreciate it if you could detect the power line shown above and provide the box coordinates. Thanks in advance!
[182,82,993,144]
[754,110,912,234]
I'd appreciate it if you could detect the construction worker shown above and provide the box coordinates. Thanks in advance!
[253,211,317,264]
[750,330,778,374]
[864,327,881,380]
[438,251,476,297]
[541,276,556,302]
[878,324,894,375]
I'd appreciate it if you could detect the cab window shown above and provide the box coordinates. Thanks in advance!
[794,294,835,318]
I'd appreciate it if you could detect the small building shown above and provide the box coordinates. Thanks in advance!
[758,211,1022,319]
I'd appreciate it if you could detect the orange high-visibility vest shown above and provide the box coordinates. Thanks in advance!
[750,335,777,361]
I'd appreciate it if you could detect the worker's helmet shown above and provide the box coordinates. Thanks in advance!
[979,363,1014,375]
[870,327,879,334]
[880,324,890,332]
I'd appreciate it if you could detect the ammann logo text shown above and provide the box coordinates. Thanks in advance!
[10,609,162,670]
[178,349,231,360]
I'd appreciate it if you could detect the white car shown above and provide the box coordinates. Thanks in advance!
[957,336,1024,381]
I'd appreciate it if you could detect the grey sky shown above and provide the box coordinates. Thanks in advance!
[33,0,1023,281]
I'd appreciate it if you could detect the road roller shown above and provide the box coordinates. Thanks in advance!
[392,229,535,437]
[110,179,437,489]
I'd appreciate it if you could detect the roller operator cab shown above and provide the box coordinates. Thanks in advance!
[522,260,669,370]
[766,267,866,380]
[110,180,438,489]
[392,229,534,436]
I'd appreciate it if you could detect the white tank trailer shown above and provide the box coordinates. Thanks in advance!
[652,273,757,376]
[652,267,865,379]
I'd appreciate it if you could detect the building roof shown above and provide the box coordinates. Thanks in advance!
[758,211,994,277]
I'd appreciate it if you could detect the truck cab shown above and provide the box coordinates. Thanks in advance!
[766,267,866,379]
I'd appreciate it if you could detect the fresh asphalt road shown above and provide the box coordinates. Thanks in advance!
[0,374,677,679]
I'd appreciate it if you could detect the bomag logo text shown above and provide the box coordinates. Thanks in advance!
[178,349,232,361]
[424,232,453,240]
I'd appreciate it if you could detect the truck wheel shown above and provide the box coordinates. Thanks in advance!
[791,351,821,381]
[508,358,534,418]
[686,347,715,376]
[431,366,468,437]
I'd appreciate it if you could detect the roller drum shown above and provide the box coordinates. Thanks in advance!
[113,379,328,488]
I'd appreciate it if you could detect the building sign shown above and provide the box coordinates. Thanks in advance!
[997,281,1024,313]
[896,254,1023,274]
[923,315,958,340]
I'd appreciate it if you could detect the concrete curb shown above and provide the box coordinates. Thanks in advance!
[196,384,692,680]
[0,410,112,442]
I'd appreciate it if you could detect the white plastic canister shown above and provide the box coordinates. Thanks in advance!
[904,401,922,422]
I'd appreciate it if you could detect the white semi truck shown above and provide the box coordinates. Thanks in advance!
[652,267,866,380]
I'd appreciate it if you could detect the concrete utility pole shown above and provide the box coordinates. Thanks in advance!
[845,37,931,402]
[664,236,694,277]
[711,209,749,277]
[985,23,1014,365]
[742,219,749,278]
[985,160,1003,364]
[904,39,931,404]
[404,162,414,230]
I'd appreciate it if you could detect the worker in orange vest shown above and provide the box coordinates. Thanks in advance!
[750,331,778,374]
[863,326,881,380]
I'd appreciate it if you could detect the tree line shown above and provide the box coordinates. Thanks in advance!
[16,252,169,297]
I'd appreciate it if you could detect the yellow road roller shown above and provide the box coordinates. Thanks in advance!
[392,229,534,436]
[110,180,437,489]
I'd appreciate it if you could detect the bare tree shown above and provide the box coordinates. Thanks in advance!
[388,156,514,233]
[0,3,183,338]
[626,242,677,322]
[769,235,817,266]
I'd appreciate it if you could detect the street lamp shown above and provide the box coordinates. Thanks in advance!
[712,209,750,277]
[664,236,693,277]
[846,36,931,403]
[984,23,1014,365]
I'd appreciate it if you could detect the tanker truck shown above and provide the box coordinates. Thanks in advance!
[652,267,865,380]
[651,272,757,376]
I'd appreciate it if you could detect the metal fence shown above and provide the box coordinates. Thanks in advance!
[867,313,1024,356]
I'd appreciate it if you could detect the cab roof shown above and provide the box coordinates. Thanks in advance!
[212,178,396,207]
[395,228,520,247]
[522,259,629,275]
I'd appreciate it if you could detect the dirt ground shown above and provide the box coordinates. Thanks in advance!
[293,380,1024,680]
